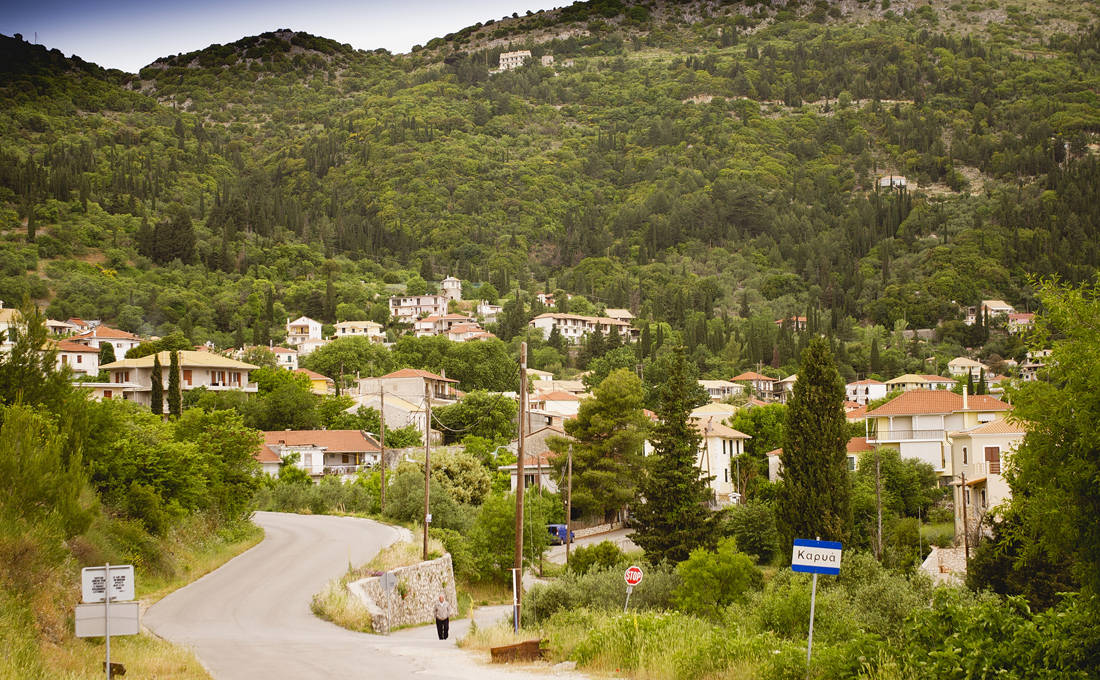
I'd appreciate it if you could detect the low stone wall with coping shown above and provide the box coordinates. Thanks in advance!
[347,553,457,635]
[573,521,623,539]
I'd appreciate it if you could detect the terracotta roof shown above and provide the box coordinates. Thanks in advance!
[52,339,98,352]
[74,326,140,340]
[260,430,380,453]
[538,390,580,401]
[849,379,885,385]
[732,371,776,382]
[529,312,631,326]
[922,374,956,383]
[845,405,869,421]
[271,346,297,354]
[255,444,281,464]
[692,416,750,440]
[885,373,929,385]
[448,324,483,333]
[103,350,258,370]
[865,389,1010,417]
[295,368,333,383]
[381,368,458,382]
[766,448,783,457]
[952,419,1028,437]
[746,398,771,407]
[847,437,874,454]
[843,400,862,410]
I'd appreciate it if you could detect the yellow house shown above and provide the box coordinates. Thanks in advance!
[295,368,335,395]
[947,419,1026,542]
[865,389,1010,479]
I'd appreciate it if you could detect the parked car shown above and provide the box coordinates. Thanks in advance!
[546,524,575,545]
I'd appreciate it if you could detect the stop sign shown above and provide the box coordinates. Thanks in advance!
[624,565,643,587]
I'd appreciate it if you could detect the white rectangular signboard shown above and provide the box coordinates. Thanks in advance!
[81,565,135,603]
[74,601,140,638]
[791,539,842,576]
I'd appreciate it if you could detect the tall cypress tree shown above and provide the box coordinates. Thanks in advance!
[150,354,164,415]
[632,347,718,563]
[98,341,116,367]
[777,338,852,547]
[167,351,182,417]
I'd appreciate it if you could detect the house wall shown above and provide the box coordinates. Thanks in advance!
[57,351,98,375]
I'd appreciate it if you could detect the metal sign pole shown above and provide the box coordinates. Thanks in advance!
[623,585,633,612]
[511,568,519,633]
[104,563,111,680]
[806,572,818,670]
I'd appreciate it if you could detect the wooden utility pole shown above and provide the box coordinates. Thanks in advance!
[565,443,573,566]
[379,390,387,514]
[875,449,883,561]
[423,381,432,561]
[960,472,970,564]
[514,342,528,614]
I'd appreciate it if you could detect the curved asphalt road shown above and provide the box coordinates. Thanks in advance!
[146,512,585,680]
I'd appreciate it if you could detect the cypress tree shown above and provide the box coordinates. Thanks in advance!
[869,336,881,374]
[98,341,116,366]
[776,337,852,547]
[167,351,182,417]
[977,368,988,395]
[632,347,718,563]
[151,354,164,415]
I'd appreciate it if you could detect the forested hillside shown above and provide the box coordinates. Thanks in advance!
[2,0,1099,379]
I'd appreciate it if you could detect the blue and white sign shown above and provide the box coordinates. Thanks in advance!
[791,539,842,575]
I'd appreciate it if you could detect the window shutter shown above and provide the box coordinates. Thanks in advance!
[984,446,1001,474]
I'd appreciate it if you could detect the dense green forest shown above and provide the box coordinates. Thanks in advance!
[1,0,1099,383]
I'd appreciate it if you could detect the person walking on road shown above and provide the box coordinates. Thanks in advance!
[434,594,452,640]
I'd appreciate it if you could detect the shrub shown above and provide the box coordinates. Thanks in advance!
[569,540,627,575]
[674,537,763,617]
[723,502,780,563]
[522,562,679,625]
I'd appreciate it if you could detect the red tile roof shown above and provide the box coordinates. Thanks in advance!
[53,339,99,352]
[295,368,333,383]
[845,405,869,421]
[538,390,580,401]
[74,326,140,340]
[381,368,458,382]
[732,371,776,382]
[865,389,1010,417]
[260,430,380,454]
[255,445,281,464]
[849,379,885,385]
[847,436,874,454]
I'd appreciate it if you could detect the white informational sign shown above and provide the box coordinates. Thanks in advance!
[75,602,140,638]
[81,565,135,603]
[791,539,842,576]
[380,571,397,594]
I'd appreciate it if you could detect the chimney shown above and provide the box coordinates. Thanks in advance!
[962,385,968,410]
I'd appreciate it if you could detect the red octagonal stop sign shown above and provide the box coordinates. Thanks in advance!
[624,565,643,586]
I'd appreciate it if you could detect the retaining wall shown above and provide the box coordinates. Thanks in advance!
[347,553,457,635]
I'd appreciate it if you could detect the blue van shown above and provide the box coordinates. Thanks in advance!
[546,524,575,545]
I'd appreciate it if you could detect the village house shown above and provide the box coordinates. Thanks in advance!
[698,379,743,402]
[646,417,751,507]
[333,320,385,343]
[864,388,1011,479]
[885,373,958,392]
[500,425,568,492]
[528,312,636,343]
[965,299,1016,325]
[691,402,738,420]
[947,419,1026,542]
[52,339,100,376]
[775,375,798,403]
[0,303,20,353]
[531,390,582,418]
[498,50,532,70]
[774,316,808,331]
[878,175,908,189]
[99,351,259,408]
[272,346,299,371]
[947,357,989,381]
[295,368,334,395]
[357,367,459,405]
[604,308,635,323]
[445,324,495,343]
[527,368,554,382]
[767,436,874,482]
[255,429,381,480]
[477,301,502,324]
[1006,312,1035,334]
[45,319,77,336]
[285,316,323,347]
[414,313,477,338]
[70,325,143,356]
[731,371,778,400]
[389,294,448,322]
[846,378,888,405]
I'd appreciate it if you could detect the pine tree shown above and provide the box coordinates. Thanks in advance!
[740,290,751,318]
[98,342,116,366]
[632,347,718,563]
[776,338,852,546]
[167,351,182,418]
[150,354,164,415]
[869,336,881,374]
[606,324,622,350]
[547,325,565,353]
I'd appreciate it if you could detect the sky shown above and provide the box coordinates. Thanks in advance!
[0,0,567,73]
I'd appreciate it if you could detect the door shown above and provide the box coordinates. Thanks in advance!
[984,446,1001,475]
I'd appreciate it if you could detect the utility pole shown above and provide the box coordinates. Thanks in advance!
[423,381,432,561]
[514,342,527,617]
[875,448,883,561]
[379,390,386,514]
[565,443,573,566]
[960,472,970,564]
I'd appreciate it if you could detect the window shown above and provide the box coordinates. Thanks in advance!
[981,489,987,508]
[962,447,968,464]
[76,355,82,364]
[965,489,971,505]
[183,369,192,386]
[848,456,857,471]
[985,446,1001,474]
[103,390,112,400]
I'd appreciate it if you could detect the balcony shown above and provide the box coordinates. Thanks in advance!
[868,429,945,442]
[323,464,371,477]
[204,382,259,392]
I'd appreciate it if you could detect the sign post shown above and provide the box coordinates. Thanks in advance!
[79,564,137,680]
[623,565,643,612]
[791,539,842,672]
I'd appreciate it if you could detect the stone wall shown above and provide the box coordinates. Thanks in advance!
[573,521,623,539]
[347,553,457,635]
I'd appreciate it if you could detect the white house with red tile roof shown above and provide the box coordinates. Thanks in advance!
[699,379,744,401]
[731,371,778,399]
[285,316,323,347]
[766,436,875,482]
[389,294,448,322]
[255,429,381,480]
[644,417,751,507]
[70,325,142,356]
[1006,312,1035,335]
[947,419,1026,541]
[271,346,298,371]
[846,378,887,405]
[532,390,582,417]
[774,316,807,331]
[333,320,385,342]
[100,351,259,408]
[865,389,1010,478]
[357,368,459,403]
[52,339,100,376]
[947,357,988,381]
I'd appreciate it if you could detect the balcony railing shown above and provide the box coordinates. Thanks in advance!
[323,464,371,476]
[868,429,945,441]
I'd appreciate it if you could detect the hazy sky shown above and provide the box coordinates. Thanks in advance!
[1,0,567,73]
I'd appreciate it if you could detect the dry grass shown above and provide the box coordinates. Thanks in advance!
[359,533,446,575]
[311,579,374,633]
[458,621,535,652]
[38,633,213,680]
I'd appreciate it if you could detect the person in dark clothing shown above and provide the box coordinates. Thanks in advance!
[434,594,451,640]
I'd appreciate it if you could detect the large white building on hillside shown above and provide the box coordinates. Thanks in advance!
[528,313,636,343]
[389,295,448,321]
